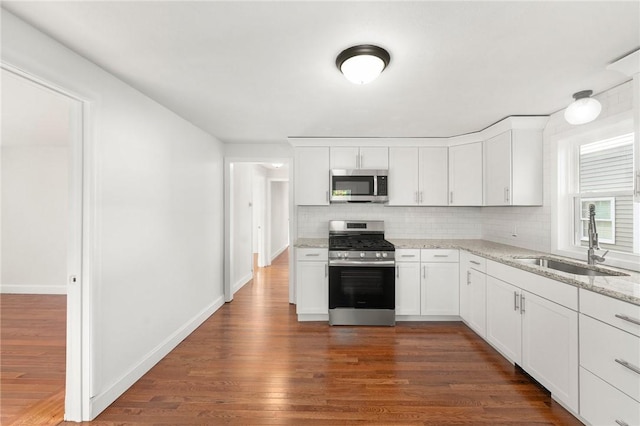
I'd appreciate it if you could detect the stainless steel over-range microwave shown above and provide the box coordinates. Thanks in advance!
[330,169,389,203]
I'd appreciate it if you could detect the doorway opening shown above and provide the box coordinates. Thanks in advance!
[225,161,291,304]
[0,67,85,423]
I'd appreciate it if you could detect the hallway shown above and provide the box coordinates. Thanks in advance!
[62,249,579,425]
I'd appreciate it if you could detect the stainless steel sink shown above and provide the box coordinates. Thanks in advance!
[513,257,626,277]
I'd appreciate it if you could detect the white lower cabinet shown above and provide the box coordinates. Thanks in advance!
[460,252,487,337]
[484,258,579,414]
[395,249,459,318]
[580,367,639,426]
[520,291,578,412]
[420,249,459,316]
[395,261,421,315]
[295,248,328,317]
[579,289,640,425]
[486,276,522,363]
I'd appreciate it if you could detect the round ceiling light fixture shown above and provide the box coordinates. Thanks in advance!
[564,90,602,125]
[336,44,391,85]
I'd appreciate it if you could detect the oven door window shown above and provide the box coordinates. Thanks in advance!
[329,266,395,309]
[332,176,374,197]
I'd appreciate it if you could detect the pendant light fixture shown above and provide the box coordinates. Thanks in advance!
[336,45,390,85]
[564,90,602,125]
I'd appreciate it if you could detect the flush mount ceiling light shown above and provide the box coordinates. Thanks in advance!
[336,45,390,85]
[564,90,602,125]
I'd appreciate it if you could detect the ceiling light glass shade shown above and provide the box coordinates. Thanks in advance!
[336,45,390,85]
[564,90,602,125]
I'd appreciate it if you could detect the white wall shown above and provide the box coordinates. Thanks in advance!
[270,180,289,259]
[481,81,634,252]
[230,163,254,292]
[1,10,225,420]
[1,71,73,294]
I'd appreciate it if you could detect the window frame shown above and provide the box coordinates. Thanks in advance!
[552,114,639,272]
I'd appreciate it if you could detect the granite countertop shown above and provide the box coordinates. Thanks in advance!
[389,239,640,306]
[294,238,640,306]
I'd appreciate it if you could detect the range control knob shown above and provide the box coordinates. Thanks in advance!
[382,252,388,258]
[360,252,365,258]
[376,252,381,258]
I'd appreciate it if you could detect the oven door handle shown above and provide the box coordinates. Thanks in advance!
[329,260,396,267]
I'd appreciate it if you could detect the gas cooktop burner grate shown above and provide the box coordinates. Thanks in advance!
[329,236,395,251]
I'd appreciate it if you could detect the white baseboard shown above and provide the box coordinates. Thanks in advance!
[270,244,289,262]
[89,295,225,419]
[231,272,252,295]
[1,284,67,294]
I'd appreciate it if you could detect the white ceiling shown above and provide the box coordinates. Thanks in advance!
[3,1,638,145]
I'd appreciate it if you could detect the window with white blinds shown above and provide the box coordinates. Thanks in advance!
[575,133,635,254]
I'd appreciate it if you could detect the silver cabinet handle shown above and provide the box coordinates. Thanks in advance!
[615,314,640,326]
[470,260,481,266]
[305,253,320,257]
[504,187,510,203]
[514,291,519,311]
[360,154,363,169]
[635,170,640,196]
[450,191,453,204]
[401,254,416,258]
[396,266,399,278]
[355,153,360,169]
[415,191,419,203]
[615,358,640,375]
[326,190,329,202]
[325,264,328,278]
[423,265,427,279]
[520,294,525,314]
[616,420,629,426]
[467,270,471,285]
[419,191,423,203]
[433,254,449,258]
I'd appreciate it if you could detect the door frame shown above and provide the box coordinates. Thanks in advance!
[1,63,94,421]
[223,157,292,303]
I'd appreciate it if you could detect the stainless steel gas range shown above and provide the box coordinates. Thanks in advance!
[328,220,395,326]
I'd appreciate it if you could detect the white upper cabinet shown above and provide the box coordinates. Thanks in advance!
[448,142,483,206]
[295,147,330,206]
[388,147,448,206]
[330,146,388,170]
[484,129,543,206]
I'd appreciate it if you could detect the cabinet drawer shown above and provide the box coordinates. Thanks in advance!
[421,249,459,262]
[396,249,421,262]
[580,314,640,401]
[580,367,640,426]
[461,251,486,272]
[581,289,640,338]
[296,248,328,261]
[487,259,577,311]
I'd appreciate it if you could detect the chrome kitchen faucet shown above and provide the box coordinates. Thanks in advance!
[587,204,609,265]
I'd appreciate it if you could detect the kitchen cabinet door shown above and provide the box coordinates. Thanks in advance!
[420,262,459,315]
[388,147,419,206]
[486,276,522,363]
[521,290,579,413]
[418,147,449,206]
[360,147,388,169]
[395,261,421,315]
[330,147,359,169]
[296,260,328,314]
[467,267,487,337]
[330,147,388,170]
[484,129,543,206]
[484,131,512,206]
[295,147,329,205]
[448,142,483,206]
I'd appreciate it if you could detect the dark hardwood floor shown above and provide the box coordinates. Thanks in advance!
[0,293,66,425]
[61,249,581,425]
